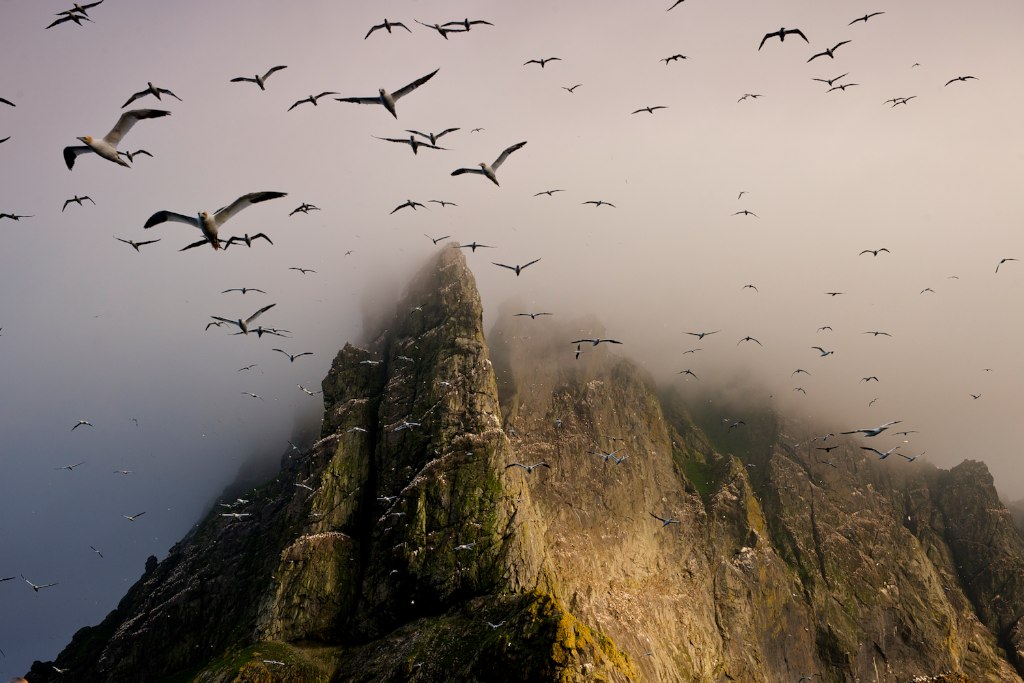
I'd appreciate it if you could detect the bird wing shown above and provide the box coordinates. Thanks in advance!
[245,303,277,325]
[211,316,241,328]
[252,233,273,243]
[492,262,517,271]
[405,129,428,138]
[230,76,256,84]
[144,211,200,231]
[758,32,776,50]
[436,127,460,138]
[364,23,383,39]
[791,29,809,42]
[264,65,287,79]
[650,512,668,523]
[214,191,286,225]
[272,348,289,357]
[63,145,94,170]
[336,96,382,105]
[491,141,527,170]
[451,167,486,176]
[103,109,171,146]
[180,238,211,251]
[393,68,440,100]
[136,239,160,247]
[121,89,146,108]
[519,258,541,270]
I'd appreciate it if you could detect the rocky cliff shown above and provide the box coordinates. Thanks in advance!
[28,247,1024,682]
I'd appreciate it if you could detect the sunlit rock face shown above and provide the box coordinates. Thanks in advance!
[29,248,1024,682]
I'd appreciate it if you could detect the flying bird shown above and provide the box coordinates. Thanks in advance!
[677,369,699,380]
[123,512,147,521]
[455,242,494,252]
[46,12,93,29]
[22,576,58,592]
[572,338,623,346]
[759,27,809,50]
[808,41,851,62]
[737,93,763,102]
[451,141,528,187]
[970,393,981,400]
[428,200,457,208]
[737,336,763,346]
[945,75,978,87]
[230,65,287,90]
[742,284,758,292]
[290,267,316,274]
[336,68,439,119]
[733,210,758,217]
[825,292,844,297]
[812,73,848,87]
[374,135,446,155]
[415,20,466,40]
[114,237,160,252]
[687,331,719,340]
[89,545,103,558]
[534,189,564,196]
[273,349,313,363]
[365,19,411,39]
[55,1,104,17]
[62,195,95,211]
[442,18,494,31]
[210,303,277,335]
[861,446,901,460]
[562,84,582,93]
[493,259,541,276]
[632,106,668,115]
[792,369,810,376]
[122,82,181,108]
[524,57,561,68]
[55,462,86,471]
[116,149,153,163]
[514,312,552,319]
[849,12,884,25]
[288,92,338,111]
[650,512,680,527]
[583,200,616,208]
[863,331,892,337]
[71,419,93,431]
[391,199,426,214]
[222,287,266,295]
[223,233,273,249]
[297,384,322,397]
[812,347,834,357]
[406,128,459,145]
[842,420,901,437]
[661,54,687,64]
[996,258,1018,273]
[143,191,286,251]
[242,392,263,400]
[63,109,171,169]
[506,462,550,474]
[424,234,450,245]
[289,203,319,215]
[827,83,859,92]
[861,376,879,383]
[860,248,890,256]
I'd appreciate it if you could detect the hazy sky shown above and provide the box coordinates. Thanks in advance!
[2,0,1023,676]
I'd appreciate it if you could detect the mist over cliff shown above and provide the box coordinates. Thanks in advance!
[22,247,1024,683]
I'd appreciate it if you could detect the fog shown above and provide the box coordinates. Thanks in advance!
[2,0,1023,676]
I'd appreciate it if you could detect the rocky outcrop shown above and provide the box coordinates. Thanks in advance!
[29,247,1024,682]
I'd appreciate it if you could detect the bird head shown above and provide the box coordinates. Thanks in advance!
[79,135,93,144]
[378,88,386,97]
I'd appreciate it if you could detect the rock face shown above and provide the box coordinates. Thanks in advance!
[28,247,1024,682]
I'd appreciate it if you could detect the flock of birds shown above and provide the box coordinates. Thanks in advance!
[0,2,1018,680]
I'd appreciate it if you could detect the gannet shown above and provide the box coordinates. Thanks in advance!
[807,41,851,62]
[492,259,541,276]
[290,203,319,215]
[223,233,273,249]
[861,446,900,460]
[661,54,687,64]
[392,199,426,214]
[22,576,58,592]
[759,28,809,50]
[562,84,582,93]
[650,512,680,527]
[123,511,146,521]
[443,18,493,31]
[842,420,900,437]
[336,68,440,119]
[524,57,561,68]
[455,242,494,252]
[122,82,182,108]
[535,189,564,196]
[365,19,411,39]
[143,191,286,250]
[273,349,312,363]
[63,109,170,170]
[632,105,668,115]
[230,65,287,91]
[849,12,884,25]
[114,237,160,252]
[572,338,623,346]
[505,462,550,473]
[222,287,266,295]
[451,141,527,186]
[71,419,93,431]
[46,13,92,29]
[117,149,153,163]
[429,199,457,207]
[583,200,616,207]
[375,135,445,154]
[424,234,450,245]
[406,128,459,145]
[415,20,466,39]
[211,303,276,335]
[288,92,338,111]
[945,75,978,87]
[62,195,95,211]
